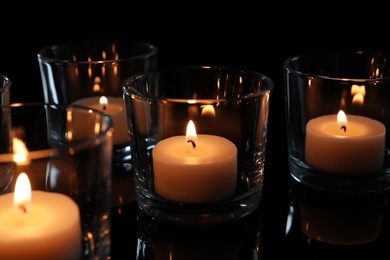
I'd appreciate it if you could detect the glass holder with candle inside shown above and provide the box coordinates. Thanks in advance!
[37,39,159,209]
[284,51,390,194]
[0,103,113,260]
[123,66,274,224]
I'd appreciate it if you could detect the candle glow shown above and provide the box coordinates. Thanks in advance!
[152,120,238,203]
[72,96,128,145]
[185,120,198,147]
[13,173,31,213]
[0,173,82,259]
[305,110,386,174]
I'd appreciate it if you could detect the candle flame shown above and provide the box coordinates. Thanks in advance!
[201,105,216,116]
[337,110,348,131]
[99,96,108,110]
[351,84,365,106]
[185,120,198,146]
[12,138,29,164]
[350,84,366,97]
[352,93,364,105]
[14,172,31,213]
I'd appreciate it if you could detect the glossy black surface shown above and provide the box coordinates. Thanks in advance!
[3,11,390,259]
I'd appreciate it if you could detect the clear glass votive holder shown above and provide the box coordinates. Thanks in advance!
[37,39,158,207]
[284,51,390,194]
[0,74,11,107]
[0,103,113,260]
[122,66,274,224]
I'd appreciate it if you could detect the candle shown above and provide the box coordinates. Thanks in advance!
[152,120,237,203]
[0,173,81,260]
[72,96,128,145]
[305,110,386,174]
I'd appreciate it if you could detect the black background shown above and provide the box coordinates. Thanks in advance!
[2,6,390,259]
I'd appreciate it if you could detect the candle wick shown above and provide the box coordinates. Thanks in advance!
[187,140,196,149]
[341,125,347,132]
[103,105,107,111]
[18,204,27,214]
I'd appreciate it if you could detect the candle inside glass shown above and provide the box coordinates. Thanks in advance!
[305,110,386,174]
[152,120,238,203]
[0,173,81,260]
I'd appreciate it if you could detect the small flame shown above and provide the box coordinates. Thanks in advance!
[350,84,366,97]
[12,138,29,163]
[93,76,102,92]
[201,105,216,116]
[352,93,364,105]
[185,120,198,146]
[337,110,348,131]
[99,96,108,110]
[351,84,366,106]
[14,172,31,213]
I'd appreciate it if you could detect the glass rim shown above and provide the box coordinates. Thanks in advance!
[0,74,11,93]
[283,50,390,81]
[122,65,274,101]
[0,102,113,157]
[37,39,158,64]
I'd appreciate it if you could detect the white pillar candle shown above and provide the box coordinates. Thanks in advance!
[72,96,128,145]
[0,173,81,260]
[305,110,386,174]
[152,120,237,203]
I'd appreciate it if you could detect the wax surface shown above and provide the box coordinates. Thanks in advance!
[152,134,237,203]
[305,114,386,174]
[0,191,81,260]
[73,96,128,145]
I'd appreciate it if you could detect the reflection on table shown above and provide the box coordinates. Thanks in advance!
[109,176,390,259]
[284,179,390,259]
[110,202,261,260]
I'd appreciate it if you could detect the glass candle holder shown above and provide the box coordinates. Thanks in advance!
[122,66,273,224]
[0,74,11,107]
[0,103,113,259]
[37,39,158,207]
[284,51,390,194]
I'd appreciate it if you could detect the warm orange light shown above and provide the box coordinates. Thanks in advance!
[201,105,216,116]
[185,120,198,147]
[351,84,366,106]
[337,110,348,131]
[93,76,102,92]
[12,138,29,163]
[350,84,366,97]
[352,93,364,105]
[99,96,108,110]
[14,172,31,213]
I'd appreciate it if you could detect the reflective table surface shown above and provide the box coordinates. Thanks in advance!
[110,169,390,259]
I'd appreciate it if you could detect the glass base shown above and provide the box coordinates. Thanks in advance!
[289,161,390,195]
[136,189,262,225]
[111,144,136,206]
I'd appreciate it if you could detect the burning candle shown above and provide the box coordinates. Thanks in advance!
[72,96,128,145]
[152,120,238,203]
[0,173,81,260]
[305,110,386,174]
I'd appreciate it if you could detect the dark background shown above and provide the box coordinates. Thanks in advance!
[3,8,388,191]
[2,7,390,258]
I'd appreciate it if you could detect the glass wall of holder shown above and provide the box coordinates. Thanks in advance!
[37,39,158,208]
[284,51,390,194]
[0,103,113,260]
[123,66,273,224]
[0,74,11,106]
